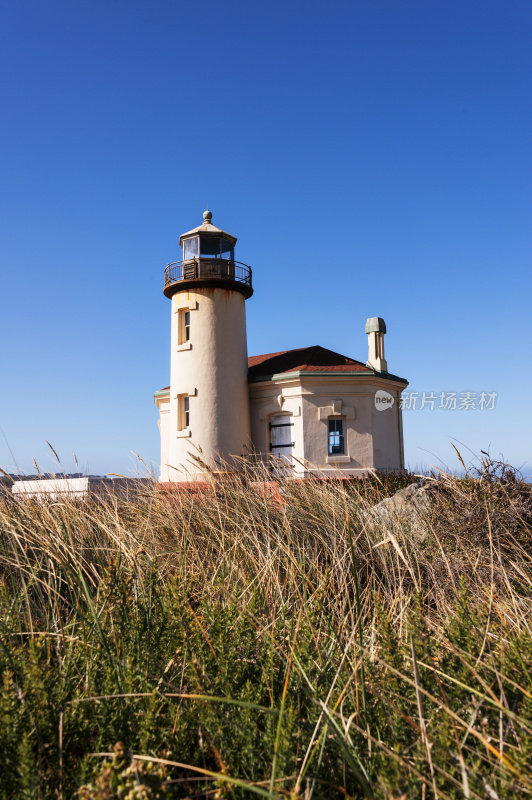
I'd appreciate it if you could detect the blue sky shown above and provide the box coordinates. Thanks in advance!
[1,0,531,477]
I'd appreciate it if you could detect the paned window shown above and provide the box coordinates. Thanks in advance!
[328,418,344,455]
[178,395,190,430]
[178,308,191,345]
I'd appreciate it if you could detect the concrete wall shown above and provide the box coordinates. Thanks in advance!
[155,394,170,482]
[248,379,305,475]
[301,378,405,474]
[166,287,251,481]
[12,476,91,499]
[371,390,405,470]
[11,477,152,500]
[248,375,406,476]
[301,383,371,475]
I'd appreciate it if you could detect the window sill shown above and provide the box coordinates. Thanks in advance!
[176,429,191,438]
[326,455,351,464]
[177,343,192,351]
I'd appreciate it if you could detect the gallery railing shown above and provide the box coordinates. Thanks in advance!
[164,258,252,291]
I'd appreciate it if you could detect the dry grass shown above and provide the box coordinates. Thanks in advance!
[0,456,530,798]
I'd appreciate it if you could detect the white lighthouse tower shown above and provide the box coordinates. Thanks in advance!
[157,210,253,482]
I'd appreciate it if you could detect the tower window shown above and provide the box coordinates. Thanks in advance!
[178,308,191,345]
[178,395,190,430]
[328,418,344,455]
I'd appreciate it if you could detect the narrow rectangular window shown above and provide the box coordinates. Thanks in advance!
[178,395,190,430]
[328,418,344,455]
[178,308,191,345]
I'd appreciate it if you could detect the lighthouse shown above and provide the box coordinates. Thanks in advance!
[157,209,253,481]
[155,210,409,482]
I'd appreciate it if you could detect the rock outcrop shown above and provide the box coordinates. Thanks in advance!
[366,481,432,537]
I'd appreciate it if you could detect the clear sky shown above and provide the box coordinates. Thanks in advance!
[1,0,531,477]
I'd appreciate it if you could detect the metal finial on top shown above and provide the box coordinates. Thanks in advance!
[203,208,212,222]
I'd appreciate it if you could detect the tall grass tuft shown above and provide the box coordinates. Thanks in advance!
[0,457,530,798]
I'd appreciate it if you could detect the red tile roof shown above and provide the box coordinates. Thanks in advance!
[158,346,406,392]
[247,346,371,379]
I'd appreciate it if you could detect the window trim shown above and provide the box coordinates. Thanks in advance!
[327,416,345,456]
[177,394,190,431]
[178,308,192,346]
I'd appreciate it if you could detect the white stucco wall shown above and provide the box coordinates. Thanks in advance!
[371,392,405,470]
[248,375,406,477]
[165,287,251,481]
[248,379,305,475]
[154,394,170,482]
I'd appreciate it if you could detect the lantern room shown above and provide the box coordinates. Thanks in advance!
[181,209,236,261]
[163,209,252,299]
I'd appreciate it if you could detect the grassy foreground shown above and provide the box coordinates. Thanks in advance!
[0,461,531,799]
